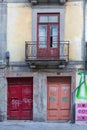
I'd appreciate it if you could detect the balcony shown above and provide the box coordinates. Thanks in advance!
[25,41,69,69]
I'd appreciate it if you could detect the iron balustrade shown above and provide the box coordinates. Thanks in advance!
[25,41,69,61]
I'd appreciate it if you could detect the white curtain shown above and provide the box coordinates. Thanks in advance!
[39,25,47,48]
[50,25,58,48]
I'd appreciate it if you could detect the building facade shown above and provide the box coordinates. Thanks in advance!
[0,0,86,122]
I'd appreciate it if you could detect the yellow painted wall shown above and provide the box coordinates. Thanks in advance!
[65,2,83,60]
[7,3,32,62]
[7,2,83,62]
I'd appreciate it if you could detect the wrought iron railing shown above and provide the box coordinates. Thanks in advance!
[25,41,69,61]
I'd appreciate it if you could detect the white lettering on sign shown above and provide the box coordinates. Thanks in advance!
[12,99,21,107]
[23,98,32,104]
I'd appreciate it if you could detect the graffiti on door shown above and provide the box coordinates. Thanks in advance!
[50,96,56,102]
[12,99,21,107]
[23,98,32,104]
[62,97,68,102]
[12,98,32,106]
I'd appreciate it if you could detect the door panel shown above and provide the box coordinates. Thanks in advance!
[48,110,59,120]
[21,110,33,120]
[61,110,70,120]
[60,84,70,109]
[8,86,21,111]
[8,83,33,120]
[47,81,71,120]
[47,84,60,120]
[48,84,58,109]
[8,111,20,120]
[21,85,33,110]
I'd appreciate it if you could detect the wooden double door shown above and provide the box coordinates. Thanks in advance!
[47,82,71,120]
[7,78,33,120]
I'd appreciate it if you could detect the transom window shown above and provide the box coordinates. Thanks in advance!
[39,16,58,23]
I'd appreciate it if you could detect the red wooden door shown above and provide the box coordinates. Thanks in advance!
[21,85,33,120]
[8,85,21,120]
[37,14,60,59]
[47,84,59,120]
[60,84,71,120]
[8,85,33,120]
[47,83,71,120]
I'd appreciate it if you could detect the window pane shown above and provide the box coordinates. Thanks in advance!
[50,25,58,48]
[39,25,47,48]
[39,15,58,23]
[39,16,48,23]
[49,16,58,22]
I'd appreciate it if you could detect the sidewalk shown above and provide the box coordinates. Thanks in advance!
[0,121,87,130]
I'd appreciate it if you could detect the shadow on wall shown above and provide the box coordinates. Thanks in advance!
[0,109,4,122]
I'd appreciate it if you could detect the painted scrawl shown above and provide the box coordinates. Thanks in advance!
[76,72,87,122]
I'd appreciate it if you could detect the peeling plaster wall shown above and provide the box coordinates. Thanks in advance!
[33,73,47,121]
[7,1,83,62]
[65,1,83,61]
[0,70,7,121]
[7,3,32,62]
[0,4,7,60]
[0,0,84,122]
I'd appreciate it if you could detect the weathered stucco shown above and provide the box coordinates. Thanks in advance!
[0,0,85,122]
[33,73,47,121]
[7,3,32,62]
[65,1,83,61]
[7,2,83,62]
[0,70,7,121]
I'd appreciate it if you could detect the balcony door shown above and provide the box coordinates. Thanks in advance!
[37,13,60,59]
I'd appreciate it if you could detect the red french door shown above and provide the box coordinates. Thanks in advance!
[37,13,60,59]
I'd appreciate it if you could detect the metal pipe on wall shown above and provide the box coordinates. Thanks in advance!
[83,0,86,80]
